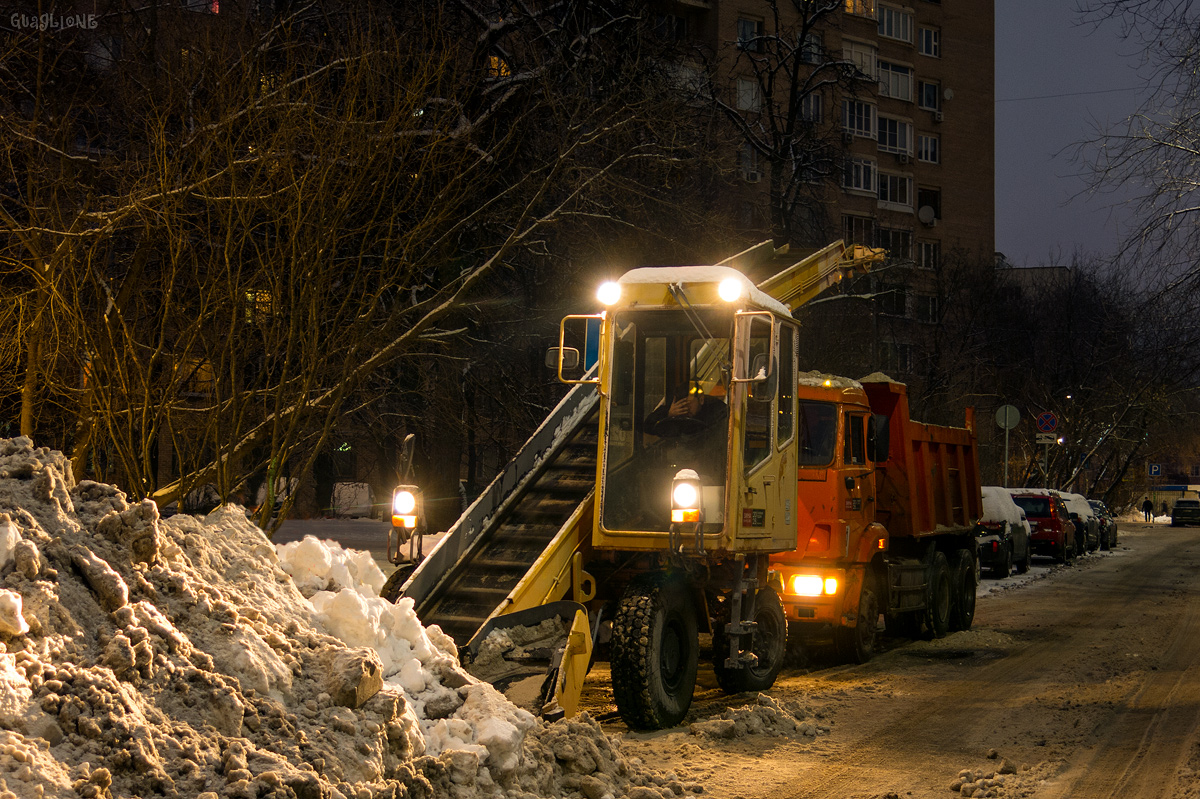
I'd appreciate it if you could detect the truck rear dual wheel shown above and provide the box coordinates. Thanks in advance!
[924,551,952,639]
[713,588,787,693]
[949,549,976,632]
[610,576,699,730]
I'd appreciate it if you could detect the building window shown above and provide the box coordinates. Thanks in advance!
[878,117,912,154]
[918,80,940,111]
[737,78,761,112]
[918,26,941,57]
[877,283,909,316]
[737,18,764,51]
[844,157,878,194]
[801,31,824,64]
[876,227,913,259]
[880,341,914,373]
[878,6,913,43]
[917,134,940,163]
[918,241,940,270]
[654,14,688,41]
[917,187,941,219]
[801,92,823,123]
[842,99,876,137]
[914,294,939,323]
[878,172,913,208]
[843,40,877,80]
[843,214,876,246]
[740,145,760,181]
[845,0,876,17]
[878,61,913,101]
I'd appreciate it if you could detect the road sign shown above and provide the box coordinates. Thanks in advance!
[1036,432,1058,445]
[1149,463,1162,477]
[1035,411,1058,433]
[995,405,1020,430]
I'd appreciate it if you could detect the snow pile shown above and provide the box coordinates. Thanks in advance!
[687,694,826,740]
[0,437,668,799]
[276,536,386,598]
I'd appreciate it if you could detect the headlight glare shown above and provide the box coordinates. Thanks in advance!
[718,277,743,303]
[790,575,824,597]
[597,281,621,306]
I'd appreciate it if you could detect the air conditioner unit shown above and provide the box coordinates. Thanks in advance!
[933,111,944,123]
[897,153,909,164]
[745,171,761,183]
[842,131,855,145]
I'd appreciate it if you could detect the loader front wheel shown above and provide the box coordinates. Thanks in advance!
[713,588,787,693]
[610,576,699,730]
[379,564,416,603]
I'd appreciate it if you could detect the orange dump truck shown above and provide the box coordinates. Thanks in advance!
[769,372,983,662]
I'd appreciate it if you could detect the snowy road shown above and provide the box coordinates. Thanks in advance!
[587,523,1200,799]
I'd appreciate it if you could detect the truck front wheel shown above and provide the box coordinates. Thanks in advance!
[713,588,787,693]
[610,576,699,730]
[835,585,878,664]
[925,552,952,639]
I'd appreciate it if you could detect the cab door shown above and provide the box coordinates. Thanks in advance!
[738,319,799,550]
[838,412,875,550]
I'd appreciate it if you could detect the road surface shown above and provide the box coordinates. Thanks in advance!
[584,522,1200,799]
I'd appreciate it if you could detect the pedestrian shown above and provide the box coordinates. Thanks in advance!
[1142,496,1154,522]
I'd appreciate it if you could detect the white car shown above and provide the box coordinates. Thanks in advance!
[977,486,1032,577]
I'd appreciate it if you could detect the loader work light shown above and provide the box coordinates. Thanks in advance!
[392,485,421,529]
[671,469,701,524]
[597,281,621,306]
[718,277,743,303]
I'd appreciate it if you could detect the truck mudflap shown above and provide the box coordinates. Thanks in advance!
[461,601,593,722]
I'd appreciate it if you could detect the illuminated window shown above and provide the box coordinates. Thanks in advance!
[845,0,876,17]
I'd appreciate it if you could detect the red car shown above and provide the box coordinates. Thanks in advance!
[1008,490,1076,564]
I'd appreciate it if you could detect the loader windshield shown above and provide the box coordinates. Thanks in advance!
[601,309,731,533]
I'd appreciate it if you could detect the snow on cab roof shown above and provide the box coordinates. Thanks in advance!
[618,265,791,317]
[796,370,863,390]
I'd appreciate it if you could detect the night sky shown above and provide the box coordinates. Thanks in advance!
[994,1,1147,267]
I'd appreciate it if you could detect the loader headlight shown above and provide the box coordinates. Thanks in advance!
[392,486,421,529]
[597,281,621,306]
[718,277,743,303]
[671,469,701,524]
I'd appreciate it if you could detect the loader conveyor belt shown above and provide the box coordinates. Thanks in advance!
[399,380,600,647]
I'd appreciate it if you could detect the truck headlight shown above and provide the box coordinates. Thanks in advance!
[392,485,421,529]
[671,469,700,523]
[789,574,839,597]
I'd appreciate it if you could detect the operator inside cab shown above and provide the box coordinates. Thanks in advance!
[645,382,728,438]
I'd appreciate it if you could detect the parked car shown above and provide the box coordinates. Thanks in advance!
[1062,492,1100,554]
[1009,489,1076,564]
[1088,499,1118,550]
[1171,498,1200,527]
[977,486,1032,577]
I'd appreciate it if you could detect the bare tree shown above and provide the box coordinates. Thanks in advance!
[703,0,859,245]
[0,1,733,530]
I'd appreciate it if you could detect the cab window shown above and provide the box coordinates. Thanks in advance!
[843,414,866,465]
[798,401,836,465]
